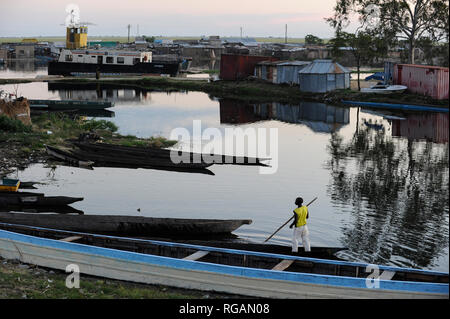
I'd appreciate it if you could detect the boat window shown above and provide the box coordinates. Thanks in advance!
[106,56,114,64]
[65,55,73,62]
[133,58,140,64]
[117,57,125,64]
[78,55,83,57]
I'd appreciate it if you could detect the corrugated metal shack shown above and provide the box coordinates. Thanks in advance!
[220,54,278,80]
[298,60,350,93]
[393,64,449,100]
[254,60,311,85]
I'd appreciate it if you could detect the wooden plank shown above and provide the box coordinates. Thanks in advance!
[59,236,83,242]
[272,259,295,271]
[183,250,209,261]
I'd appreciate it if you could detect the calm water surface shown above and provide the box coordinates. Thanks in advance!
[1,72,448,272]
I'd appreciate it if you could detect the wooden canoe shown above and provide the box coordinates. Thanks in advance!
[0,222,344,260]
[71,141,270,166]
[0,192,83,207]
[0,225,447,299]
[46,144,215,170]
[0,212,252,237]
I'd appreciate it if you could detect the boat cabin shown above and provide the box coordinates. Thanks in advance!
[58,49,153,65]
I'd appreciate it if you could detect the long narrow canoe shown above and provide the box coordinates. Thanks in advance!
[341,100,449,113]
[0,192,83,207]
[71,141,270,166]
[0,212,252,237]
[0,226,447,298]
[0,222,344,260]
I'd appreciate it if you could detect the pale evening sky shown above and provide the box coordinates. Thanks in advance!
[0,0,342,38]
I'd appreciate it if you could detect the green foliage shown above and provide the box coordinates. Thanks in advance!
[81,119,118,132]
[0,114,32,133]
[305,34,324,45]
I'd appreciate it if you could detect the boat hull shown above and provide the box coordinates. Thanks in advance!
[48,61,180,77]
[0,212,251,237]
[0,229,447,299]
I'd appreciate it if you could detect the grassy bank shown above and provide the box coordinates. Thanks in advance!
[0,112,176,175]
[0,257,238,299]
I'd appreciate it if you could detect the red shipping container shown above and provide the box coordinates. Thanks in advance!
[220,54,278,80]
[394,64,449,100]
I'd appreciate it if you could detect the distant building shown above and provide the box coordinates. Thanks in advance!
[298,59,350,93]
[223,37,258,47]
[220,54,278,80]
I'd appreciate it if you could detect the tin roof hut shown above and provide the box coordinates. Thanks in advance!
[298,60,350,93]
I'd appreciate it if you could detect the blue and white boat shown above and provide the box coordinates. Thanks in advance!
[0,224,448,299]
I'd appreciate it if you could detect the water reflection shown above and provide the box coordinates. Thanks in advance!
[220,99,350,133]
[326,123,449,269]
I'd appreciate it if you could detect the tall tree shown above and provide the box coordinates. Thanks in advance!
[329,30,388,91]
[327,0,449,64]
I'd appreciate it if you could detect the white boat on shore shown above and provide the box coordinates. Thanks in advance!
[361,84,407,94]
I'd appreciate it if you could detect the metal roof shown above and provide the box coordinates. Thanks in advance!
[256,60,310,66]
[299,59,350,74]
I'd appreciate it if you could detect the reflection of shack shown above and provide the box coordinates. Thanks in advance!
[219,99,263,124]
[270,102,350,133]
[219,99,349,132]
[391,113,448,143]
[254,60,310,85]
[298,60,350,93]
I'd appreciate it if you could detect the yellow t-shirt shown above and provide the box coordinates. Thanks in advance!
[294,206,308,227]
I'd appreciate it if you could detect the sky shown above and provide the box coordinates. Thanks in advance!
[0,0,341,38]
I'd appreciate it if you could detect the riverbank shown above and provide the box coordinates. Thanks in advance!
[0,256,241,299]
[0,112,176,176]
[2,76,448,108]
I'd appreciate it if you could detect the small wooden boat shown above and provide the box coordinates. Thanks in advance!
[0,192,83,207]
[0,212,252,237]
[0,179,20,192]
[45,145,94,168]
[0,225,447,298]
[361,84,407,94]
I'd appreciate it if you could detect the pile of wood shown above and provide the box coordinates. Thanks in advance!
[0,98,31,126]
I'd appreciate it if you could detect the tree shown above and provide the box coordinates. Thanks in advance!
[327,0,449,64]
[305,34,324,45]
[329,30,388,91]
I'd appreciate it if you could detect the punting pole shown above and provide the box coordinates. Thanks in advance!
[263,197,318,243]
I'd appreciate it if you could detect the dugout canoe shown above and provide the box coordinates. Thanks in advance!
[0,212,252,237]
[0,225,447,299]
[0,192,84,207]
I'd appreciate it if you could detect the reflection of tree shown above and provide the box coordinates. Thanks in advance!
[326,126,449,269]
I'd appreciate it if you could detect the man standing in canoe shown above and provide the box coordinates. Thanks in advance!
[289,197,311,253]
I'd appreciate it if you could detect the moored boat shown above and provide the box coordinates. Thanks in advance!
[0,192,83,207]
[0,226,447,298]
[0,179,20,192]
[361,84,407,94]
[48,49,180,77]
[0,212,252,237]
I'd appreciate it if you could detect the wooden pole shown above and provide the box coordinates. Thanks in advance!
[263,197,318,243]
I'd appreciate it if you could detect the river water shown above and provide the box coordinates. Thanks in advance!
[1,67,448,272]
